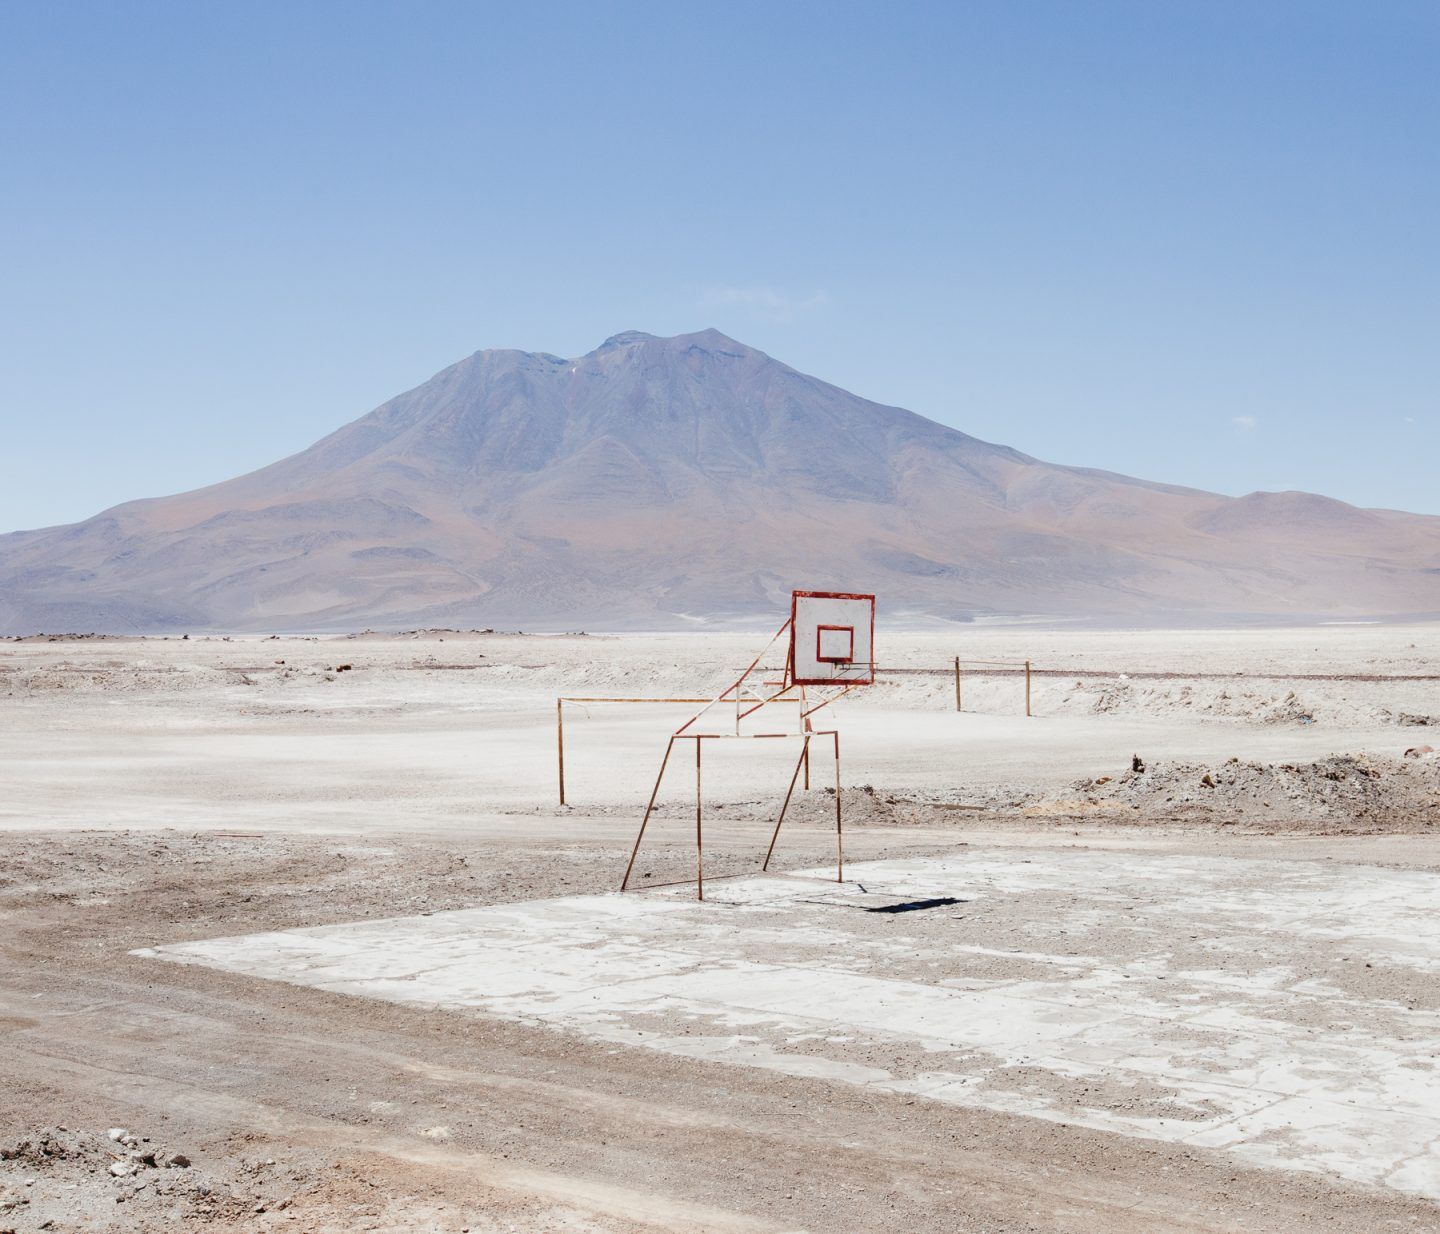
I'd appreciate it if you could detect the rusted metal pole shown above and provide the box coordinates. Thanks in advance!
[1025,660,1032,718]
[763,735,811,872]
[798,684,856,719]
[695,737,703,901]
[557,697,711,704]
[800,684,810,790]
[620,735,675,891]
[954,656,962,712]
[555,696,711,807]
[677,617,791,735]
[556,698,565,805]
[833,730,844,883]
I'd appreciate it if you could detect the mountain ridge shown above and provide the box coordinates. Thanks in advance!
[3,328,1439,633]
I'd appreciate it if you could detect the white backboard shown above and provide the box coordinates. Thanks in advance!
[789,591,875,686]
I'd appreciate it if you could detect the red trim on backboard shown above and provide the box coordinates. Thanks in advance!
[789,591,875,686]
[815,624,854,663]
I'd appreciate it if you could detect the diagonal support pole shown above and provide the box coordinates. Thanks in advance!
[762,734,811,872]
[620,735,676,891]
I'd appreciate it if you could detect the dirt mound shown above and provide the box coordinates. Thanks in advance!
[5,663,242,695]
[4,632,140,642]
[0,1122,487,1231]
[1082,680,1323,724]
[1043,753,1440,830]
[0,1125,215,1229]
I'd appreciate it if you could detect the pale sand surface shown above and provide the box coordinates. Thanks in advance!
[1,627,1439,1231]
[2,626,1437,831]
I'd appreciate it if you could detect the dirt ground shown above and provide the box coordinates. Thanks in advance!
[2,628,1439,1231]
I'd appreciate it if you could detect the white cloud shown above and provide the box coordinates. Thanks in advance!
[1232,415,1258,432]
[701,286,828,323]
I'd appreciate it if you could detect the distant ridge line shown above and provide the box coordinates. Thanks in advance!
[3,327,1440,632]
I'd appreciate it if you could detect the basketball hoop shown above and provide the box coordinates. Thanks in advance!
[790,591,875,685]
[620,590,875,900]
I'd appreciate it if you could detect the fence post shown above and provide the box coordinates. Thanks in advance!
[557,698,566,804]
[1025,660,1032,718]
[954,656,962,712]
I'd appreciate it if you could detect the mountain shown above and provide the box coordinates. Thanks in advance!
[3,328,1439,632]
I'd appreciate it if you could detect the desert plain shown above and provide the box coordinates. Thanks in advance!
[2,624,1439,1232]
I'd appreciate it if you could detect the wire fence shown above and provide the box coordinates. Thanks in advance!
[553,656,1440,805]
[949,658,1033,716]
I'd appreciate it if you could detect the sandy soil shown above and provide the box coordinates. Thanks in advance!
[2,627,1438,1231]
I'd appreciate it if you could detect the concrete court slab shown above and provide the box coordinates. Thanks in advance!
[137,848,1440,1199]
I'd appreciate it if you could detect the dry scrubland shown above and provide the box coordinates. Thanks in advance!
[1,625,1439,1232]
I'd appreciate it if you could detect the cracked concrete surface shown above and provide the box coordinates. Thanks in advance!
[140,848,1440,1200]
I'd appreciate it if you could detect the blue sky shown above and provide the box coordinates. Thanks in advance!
[2,0,1436,531]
